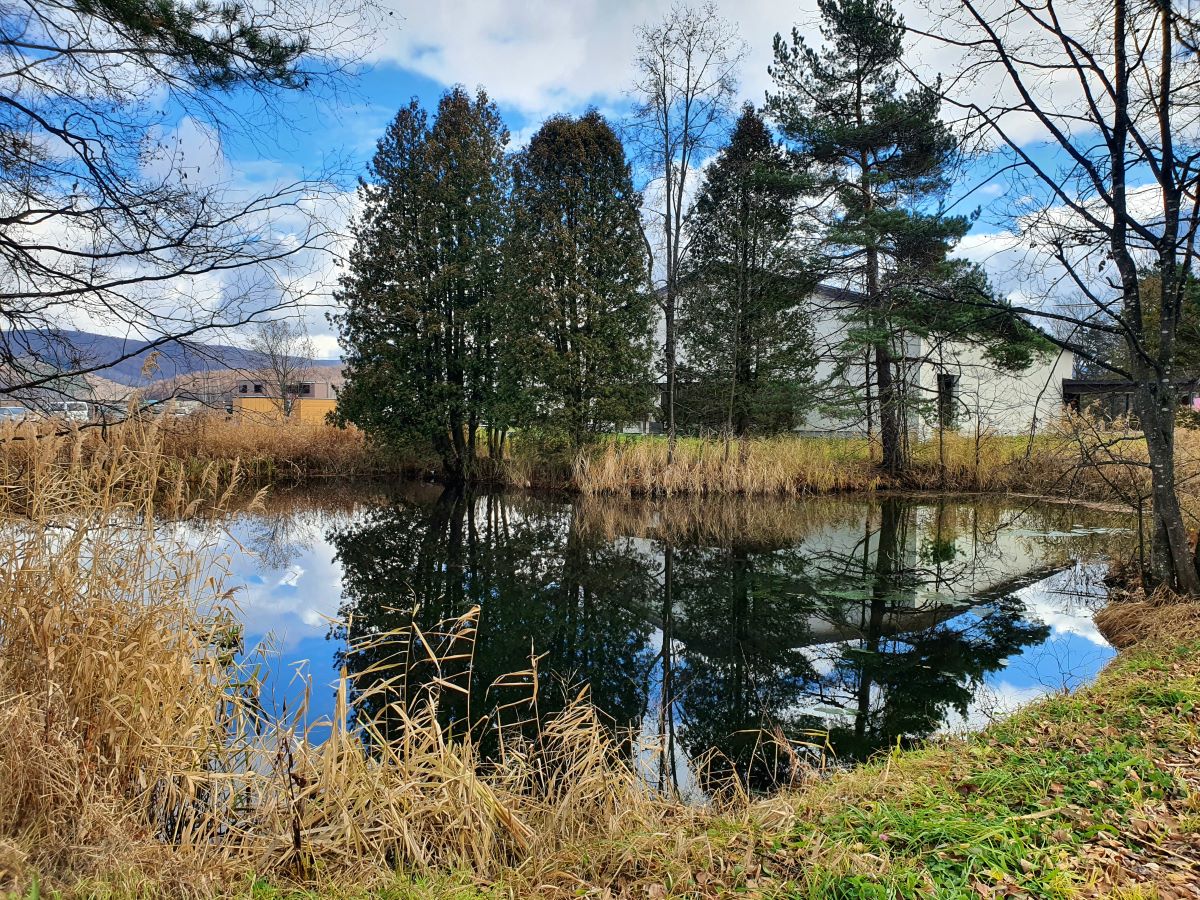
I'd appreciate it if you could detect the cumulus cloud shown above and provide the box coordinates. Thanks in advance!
[368,0,821,120]
[215,0,1134,356]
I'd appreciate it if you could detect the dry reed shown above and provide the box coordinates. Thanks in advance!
[575,434,881,497]
[0,416,1193,898]
[0,421,699,895]
[158,412,431,481]
[19,406,1195,508]
[572,417,1200,507]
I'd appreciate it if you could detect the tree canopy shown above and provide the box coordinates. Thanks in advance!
[678,104,816,435]
[502,112,654,450]
[767,0,1047,472]
[333,88,510,480]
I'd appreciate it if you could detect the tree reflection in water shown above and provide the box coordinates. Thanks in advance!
[323,488,1110,790]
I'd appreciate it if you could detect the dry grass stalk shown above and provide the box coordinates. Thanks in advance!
[571,415,1200,505]
[0,424,696,893]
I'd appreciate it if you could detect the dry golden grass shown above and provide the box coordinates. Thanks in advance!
[158,412,431,481]
[572,417,1200,508]
[1,418,1198,898]
[575,434,882,497]
[0,410,431,490]
[0,422,693,895]
[17,406,1196,509]
[0,417,251,887]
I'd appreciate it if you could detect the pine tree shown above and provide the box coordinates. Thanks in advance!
[678,104,816,436]
[333,88,509,481]
[767,0,1044,474]
[502,112,654,451]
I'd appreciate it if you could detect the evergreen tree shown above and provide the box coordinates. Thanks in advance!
[333,88,509,481]
[767,0,1045,474]
[678,105,816,436]
[502,112,654,450]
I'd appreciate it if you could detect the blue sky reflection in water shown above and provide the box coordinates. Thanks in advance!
[205,484,1122,784]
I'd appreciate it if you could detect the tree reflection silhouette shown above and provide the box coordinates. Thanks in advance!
[329,491,1064,786]
[330,488,657,752]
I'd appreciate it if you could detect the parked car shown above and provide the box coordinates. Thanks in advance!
[0,406,30,423]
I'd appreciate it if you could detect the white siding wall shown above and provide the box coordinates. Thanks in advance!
[650,289,1072,437]
[916,342,1074,439]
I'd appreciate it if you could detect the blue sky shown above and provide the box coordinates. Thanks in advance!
[196,0,1080,358]
[197,0,821,357]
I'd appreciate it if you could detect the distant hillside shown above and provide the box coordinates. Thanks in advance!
[3,329,335,386]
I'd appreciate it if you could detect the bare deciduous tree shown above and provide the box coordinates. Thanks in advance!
[250,319,315,417]
[627,2,745,462]
[919,0,1200,593]
[0,0,371,408]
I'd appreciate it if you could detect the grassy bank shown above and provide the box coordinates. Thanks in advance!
[0,422,1197,898]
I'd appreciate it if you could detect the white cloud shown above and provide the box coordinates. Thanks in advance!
[369,0,820,120]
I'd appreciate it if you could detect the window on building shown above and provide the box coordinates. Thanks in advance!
[253,384,263,394]
[936,373,960,429]
[239,384,248,394]
[285,382,313,396]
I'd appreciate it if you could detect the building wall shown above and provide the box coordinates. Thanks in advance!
[233,396,336,425]
[234,378,340,402]
[916,342,1074,438]
[642,286,1073,438]
[795,301,1073,438]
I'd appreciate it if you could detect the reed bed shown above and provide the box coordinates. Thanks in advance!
[0,422,714,895]
[575,434,882,497]
[573,418,1200,507]
[158,413,432,481]
[8,408,1197,509]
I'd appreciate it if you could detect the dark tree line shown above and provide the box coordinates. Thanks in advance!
[677,105,818,437]
[334,95,656,477]
[334,0,1200,605]
[335,1,1049,486]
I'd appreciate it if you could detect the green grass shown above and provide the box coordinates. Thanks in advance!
[10,608,1200,899]
[776,636,1200,899]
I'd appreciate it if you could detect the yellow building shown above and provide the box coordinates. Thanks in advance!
[232,374,340,425]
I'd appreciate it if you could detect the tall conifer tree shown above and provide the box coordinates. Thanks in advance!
[502,112,654,450]
[767,0,1043,474]
[679,104,816,436]
[333,88,509,481]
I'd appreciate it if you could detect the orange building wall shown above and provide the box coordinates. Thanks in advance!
[233,397,336,425]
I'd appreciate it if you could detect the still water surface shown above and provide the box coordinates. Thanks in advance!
[202,482,1123,786]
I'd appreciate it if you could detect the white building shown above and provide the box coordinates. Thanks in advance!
[796,285,1073,438]
[648,283,1073,437]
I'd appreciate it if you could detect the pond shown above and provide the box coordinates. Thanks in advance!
[200,482,1125,791]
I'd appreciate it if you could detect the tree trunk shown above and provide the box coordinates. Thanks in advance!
[665,293,677,462]
[440,423,466,484]
[1133,379,1200,594]
[875,340,903,476]
[864,350,874,452]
